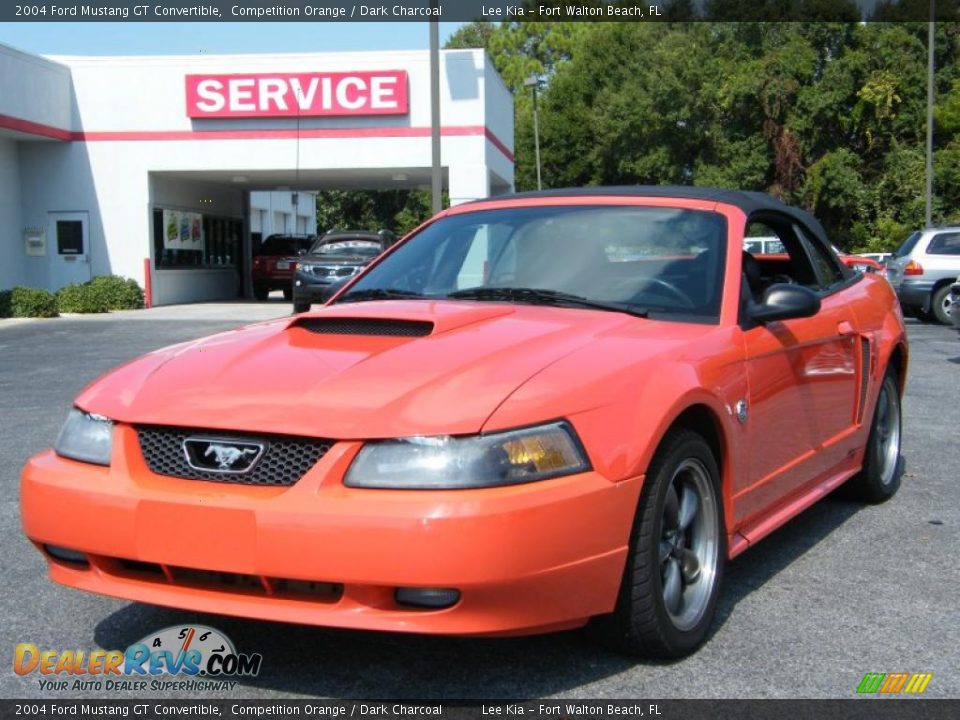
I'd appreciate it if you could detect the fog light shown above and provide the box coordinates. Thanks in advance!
[44,545,89,567]
[395,587,460,609]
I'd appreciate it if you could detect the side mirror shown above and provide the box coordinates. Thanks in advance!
[750,284,821,324]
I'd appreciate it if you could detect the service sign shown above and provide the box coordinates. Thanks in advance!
[185,71,409,118]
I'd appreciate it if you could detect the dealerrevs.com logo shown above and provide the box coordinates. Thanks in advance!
[14,625,262,692]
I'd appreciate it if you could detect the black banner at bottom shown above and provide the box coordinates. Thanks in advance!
[2,700,958,720]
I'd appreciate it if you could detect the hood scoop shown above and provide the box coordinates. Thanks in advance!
[291,317,434,337]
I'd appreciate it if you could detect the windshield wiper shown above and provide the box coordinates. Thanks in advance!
[445,287,648,318]
[334,288,426,304]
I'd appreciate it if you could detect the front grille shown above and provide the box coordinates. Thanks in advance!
[105,557,343,603]
[137,426,332,486]
[309,265,356,278]
[292,317,433,337]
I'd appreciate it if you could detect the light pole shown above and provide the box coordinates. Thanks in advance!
[524,74,542,191]
[429,17,442,214]
[926,1,935,227]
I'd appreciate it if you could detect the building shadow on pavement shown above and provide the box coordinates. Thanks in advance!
[93,493,865,699]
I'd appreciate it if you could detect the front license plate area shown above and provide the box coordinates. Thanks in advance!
[135,501,256,573]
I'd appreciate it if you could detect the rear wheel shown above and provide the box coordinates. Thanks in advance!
[253,284,269,302]
[282,287,293,301]
[293,301,311,314]
[932,285,952,326]
[848,369,903,503]
[594,428,725,658]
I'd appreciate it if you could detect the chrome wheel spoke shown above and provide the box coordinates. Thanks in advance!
[662,558,682,615]
[663,485,680,531]
[678,484,699,531]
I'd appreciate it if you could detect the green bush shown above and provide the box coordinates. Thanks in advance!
[9,287,58,318]
[57,283,110,314]
[56,275,146,314]
[0,289,10,319]
[88,275,145,310]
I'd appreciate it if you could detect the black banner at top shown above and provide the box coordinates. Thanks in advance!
[2,1,959,24]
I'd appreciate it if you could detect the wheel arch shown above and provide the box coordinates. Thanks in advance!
[651,400,736,537]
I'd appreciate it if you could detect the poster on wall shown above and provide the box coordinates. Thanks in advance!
[162,209,204,252]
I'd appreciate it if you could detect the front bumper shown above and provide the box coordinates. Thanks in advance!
[21,425,641,636]
[292,277,336,304]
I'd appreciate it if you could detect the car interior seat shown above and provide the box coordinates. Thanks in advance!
[742,251,764,303]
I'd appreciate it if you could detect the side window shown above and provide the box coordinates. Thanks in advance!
[743,218,819,298]
[794,224,845,288]
[927,232,960,255]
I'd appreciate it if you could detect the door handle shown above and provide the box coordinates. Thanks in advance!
[837,320,856,336]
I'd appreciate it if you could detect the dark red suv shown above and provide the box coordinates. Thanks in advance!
[251,234,316,301]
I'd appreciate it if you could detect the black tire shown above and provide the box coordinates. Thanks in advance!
[592,428,725,658]
[847,369,903,503]
[931,285,952,326]
[292,301,311,314]
[282,287,293,301]
[253,284,269,302]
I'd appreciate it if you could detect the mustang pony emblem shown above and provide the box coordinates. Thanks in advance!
[205,444,258,469]
[182,437,265,473]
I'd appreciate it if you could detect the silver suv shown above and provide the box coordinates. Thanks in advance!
[886,227,960,325]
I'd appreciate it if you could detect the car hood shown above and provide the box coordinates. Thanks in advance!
[76,301,689,439]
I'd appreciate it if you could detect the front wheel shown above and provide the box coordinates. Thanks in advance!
[848,369,903,503]
[292,301,311,314]
[593,428,725,658]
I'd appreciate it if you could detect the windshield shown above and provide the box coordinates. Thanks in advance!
[338,205,727,322]
[313,240,382,257]
[258,236,313,256]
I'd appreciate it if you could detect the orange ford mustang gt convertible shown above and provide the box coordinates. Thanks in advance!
[21,188,908,658]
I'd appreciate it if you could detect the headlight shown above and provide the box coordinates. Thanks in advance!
[344,421,590,489]
[54,409,113,466]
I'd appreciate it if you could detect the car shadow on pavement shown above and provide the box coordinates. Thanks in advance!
[93,494,865,699]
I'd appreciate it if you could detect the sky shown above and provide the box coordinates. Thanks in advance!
[0,22,466,57]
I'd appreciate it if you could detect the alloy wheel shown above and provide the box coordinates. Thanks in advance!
[659,458,720,632]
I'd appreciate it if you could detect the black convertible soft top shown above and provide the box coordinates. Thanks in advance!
[483,185,833,247]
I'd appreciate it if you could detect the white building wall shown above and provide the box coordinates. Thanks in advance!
[0,45,71,134]
[249,191,317,238]
[2,46,513,305]
[0,140,23,290]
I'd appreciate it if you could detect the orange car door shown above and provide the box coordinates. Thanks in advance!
[734,222,859,528]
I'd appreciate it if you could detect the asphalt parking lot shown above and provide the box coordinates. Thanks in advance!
[1,307,957,699]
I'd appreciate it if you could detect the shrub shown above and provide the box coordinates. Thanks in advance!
[0,289,10,318]
[88,275,145,310]
[10,287,58,318]
[57,283,110,314]
[56,275,146,314]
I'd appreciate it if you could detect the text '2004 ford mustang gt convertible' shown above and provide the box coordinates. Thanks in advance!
[21,187,908,658]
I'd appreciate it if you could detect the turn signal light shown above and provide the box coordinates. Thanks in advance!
[904,261,924,276]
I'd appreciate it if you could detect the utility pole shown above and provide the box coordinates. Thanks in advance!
[430,17,442,214]
[524,75,542,191]
[926,1,935,227]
